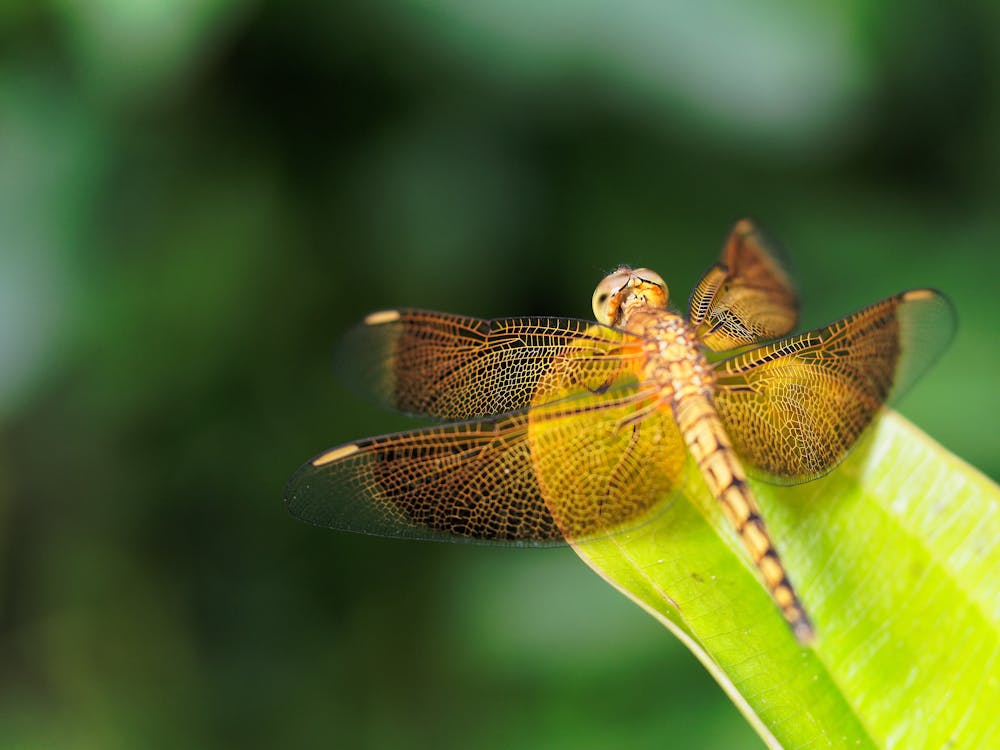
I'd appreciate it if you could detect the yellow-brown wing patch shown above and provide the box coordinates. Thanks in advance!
[713,289,955,483]
[528,397,687,541]
[287,330,685,545]
[689,218,798,352]
[338,310,639,420]
[522,324,687,540]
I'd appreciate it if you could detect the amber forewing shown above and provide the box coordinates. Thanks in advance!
[689,219,799,352]
[338,310,634,420]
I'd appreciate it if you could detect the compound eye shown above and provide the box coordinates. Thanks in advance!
[592,267,632,325]
[632,267,666,290]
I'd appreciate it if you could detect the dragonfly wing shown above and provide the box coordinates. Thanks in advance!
[285,384,687,545]
[286,411,562,546]
[338,310,641,420]
[528,387,687,542]
[689,219,799,352]
[713,289,956,484]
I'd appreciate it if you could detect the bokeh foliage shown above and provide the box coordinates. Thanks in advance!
[1,2,998,748]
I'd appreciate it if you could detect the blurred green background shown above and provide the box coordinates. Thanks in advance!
[2,2,999,748]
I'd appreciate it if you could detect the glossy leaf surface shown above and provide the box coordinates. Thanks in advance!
[571,411,999,749]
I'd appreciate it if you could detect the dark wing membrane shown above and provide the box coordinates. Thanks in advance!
[285,383,687,546]
[286,411,563,546]
[713,289,955,484]
[337,310,640,420]
[688,219,799,352]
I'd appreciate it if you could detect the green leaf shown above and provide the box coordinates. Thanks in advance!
[571,411,1000,749]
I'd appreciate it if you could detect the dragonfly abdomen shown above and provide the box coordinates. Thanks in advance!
[674,392,815,643]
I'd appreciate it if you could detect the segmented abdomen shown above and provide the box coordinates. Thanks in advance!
[674,392,814,642]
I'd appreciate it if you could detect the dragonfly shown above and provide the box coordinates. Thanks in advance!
[285,219,955,644]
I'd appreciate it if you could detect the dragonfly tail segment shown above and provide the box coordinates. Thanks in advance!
[676,395,815,645]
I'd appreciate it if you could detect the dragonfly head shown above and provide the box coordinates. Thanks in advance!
[592,266,669,326]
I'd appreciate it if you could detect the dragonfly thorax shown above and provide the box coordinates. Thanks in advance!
[629,311,715,402]
[592,266,669,326]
